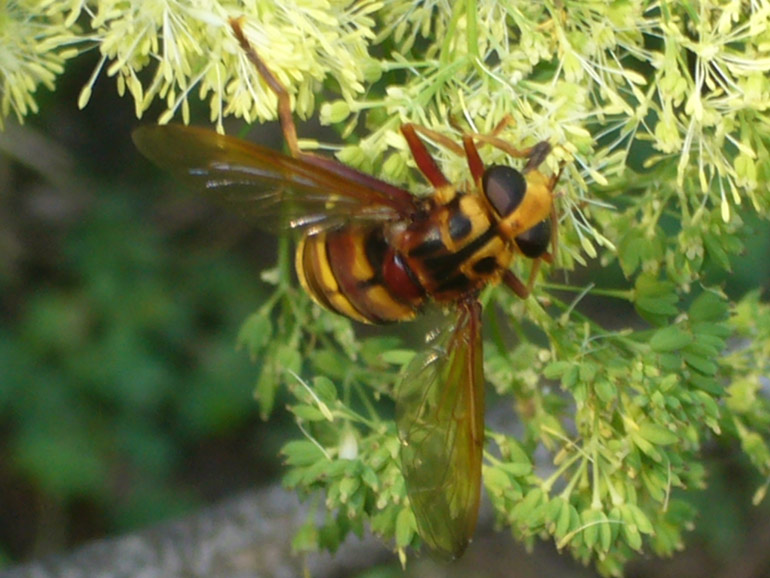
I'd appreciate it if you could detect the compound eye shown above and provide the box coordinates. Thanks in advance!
[515,218,551,258]
[482,165,526,217]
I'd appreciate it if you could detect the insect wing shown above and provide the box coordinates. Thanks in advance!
[133,124,416,232]
[396,300,484,558]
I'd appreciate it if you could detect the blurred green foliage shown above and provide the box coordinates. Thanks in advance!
[0,174,282,563]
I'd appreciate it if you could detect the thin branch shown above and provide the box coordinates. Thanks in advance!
[2,486,392,578]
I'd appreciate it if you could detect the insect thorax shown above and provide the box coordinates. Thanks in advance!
[395,191,513,303]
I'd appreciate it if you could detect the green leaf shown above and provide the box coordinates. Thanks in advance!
[319,519,342,552]
[691,321,731,339]
[513,487,547,522]
[282,440,327,467]
[689,291,728,322]
[688,373,724,395]
[658,352,682,371]
[626,503,654,534]
[634,274,676,299]
[659,374,678,392]
[543,360,572,379]
[312,376,338,405]
[650,326,693,352]
[618,231,643,276]
[338,476,360,503]
[595,379,617,403]
[608,507,623,543]
[311,349,350,379]
[740,431,770,474]
[546,496,566,526]
[693,332,726,352]
[496,435,531,464]
[292,519,319,553]
[581,511,598,550]
[641,468,667,503]
[484,466,512,498]
[638,422,678,445]
[702,232,731,271]
[634,275,679,323]
[636,296,678,316]
[682,351,718,376]
[276,343,302,373]
[599,512,613,552]
[498,461,533,477]
[237,310,273,355]
[370,506,398,538]
[630,432,662,462]
[254,358,279,419]
[360,336,403,364]
[380,349,416,365]
[361,465,379,490]
[395,507,416,548]
[555,501,575,539]
[579,362,598,384]
[620,505,644,551]
[581,508,606,550]
[290,404,328,422]
[683,338,721,359]
[562,364,579,390]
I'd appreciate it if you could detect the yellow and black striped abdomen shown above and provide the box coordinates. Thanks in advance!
[295,226,424,324]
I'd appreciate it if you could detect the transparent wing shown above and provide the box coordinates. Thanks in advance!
[133,124,417,232]
[396,300,484,558]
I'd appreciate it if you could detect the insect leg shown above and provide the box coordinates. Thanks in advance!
[401,123,451,188]
[400,122,487,186]
[461,134,485,182]
[501,269,530,299]
[468,134,552,171]
[405,115,515,155]
[230,18,301,158]
[402,123,465,156]
[488,114,515,137]
[399,121,516,183]
[502,258,544,299]
[462,114,553,172]
[548,201,559,262]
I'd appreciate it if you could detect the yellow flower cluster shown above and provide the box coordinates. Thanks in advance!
[0,0,79,128]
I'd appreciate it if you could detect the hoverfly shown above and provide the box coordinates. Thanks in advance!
[133,18,562,559]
